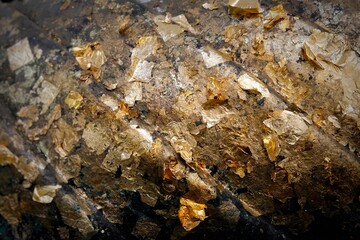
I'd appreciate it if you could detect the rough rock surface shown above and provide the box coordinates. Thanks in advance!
[0,0,359,239]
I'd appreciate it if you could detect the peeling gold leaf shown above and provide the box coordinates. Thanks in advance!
[303,31,348,69]
[264,61,309,104]
[73,42,106,80]
[263,4,287,29]
[227,159,247,178]
[205,77,227,106]
[178,197,207,231]
[263,110,308,145]
[223,25,244,48]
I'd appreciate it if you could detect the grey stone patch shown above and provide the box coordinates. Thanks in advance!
[0,47,7,66]
[31,80,60,114]
[0,65,38,105]
[6,38,35,71]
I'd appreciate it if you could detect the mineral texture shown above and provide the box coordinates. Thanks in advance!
[0,0,359,239]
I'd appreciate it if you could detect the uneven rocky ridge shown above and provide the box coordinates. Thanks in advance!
[0,0,359,239]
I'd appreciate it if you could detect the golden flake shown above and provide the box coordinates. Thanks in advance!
[178,197,207,231]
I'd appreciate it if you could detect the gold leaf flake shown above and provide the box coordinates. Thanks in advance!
[228,0,260,16]
[64,91,83,109]
[118,15,131,33]
[239,193,275,216]
[171,14,198,34]
[223,25,244,43]
[263,135,281,161]
[58,155,81,181]
[227,159,246,178]
[303,31,348,69]
[124,82,143,107]
[51,119,80,158]
[237,73,270,98]
[56,194,94,235]
[278,16,292,32]
[0,145,17,166]
[72,42,106,80]
[264,61,309,104]
[199,46,231,68]
[32,185,62,204]
[155,22,184,42]
[263,5,287,29]
[0,145,39,182]
[15,156,40,183]
[202,2,219,10]
[186,172,217,201]
[253,33,266,56]
[168,122,197,163]
[132,37,160,61]
[263,110,308,145]
[128,36,160,83]
[178,197,207,231]
[99,94,119,111]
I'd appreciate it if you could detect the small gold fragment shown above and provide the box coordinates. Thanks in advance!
[263,4,287,29]
[64,91,83,109]
[0,145,17,166]
[202,2,219,10]
[303,31,348,69]
[253,33,266,56]
[227,159,247,178]
[32,185,62,204]
[118,15,131,33]
[228,0,260,16]
[263,135,280,161]
[278,16,292,31]
[246,161,254,173]
[178,197,207,231]
[72,42,106,80]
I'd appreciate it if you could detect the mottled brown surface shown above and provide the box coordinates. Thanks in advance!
[0,0,359,239]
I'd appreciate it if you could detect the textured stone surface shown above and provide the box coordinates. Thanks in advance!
[0,0,359,239]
